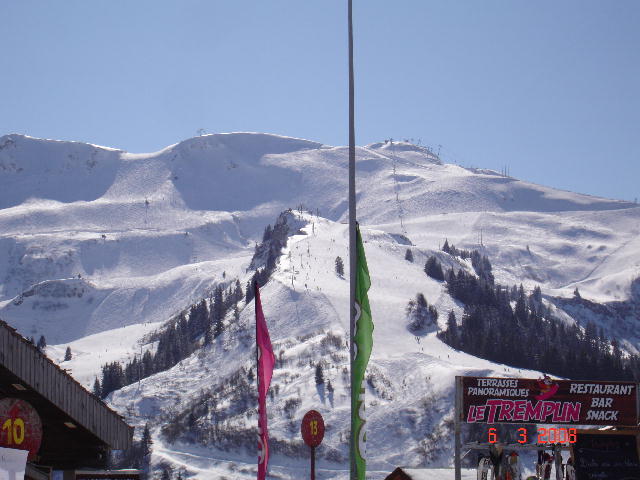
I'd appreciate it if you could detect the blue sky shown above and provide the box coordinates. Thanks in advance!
[2,1,639,201]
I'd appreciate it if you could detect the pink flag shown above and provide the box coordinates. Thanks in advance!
[255,282,275,480]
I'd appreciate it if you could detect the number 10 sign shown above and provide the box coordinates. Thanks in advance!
[0,398,43,461]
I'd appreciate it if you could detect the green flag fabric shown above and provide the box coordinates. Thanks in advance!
[352,223,373,480]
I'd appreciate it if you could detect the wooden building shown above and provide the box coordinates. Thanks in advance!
[384,467,438,480]
[384,467,414,480]
[0,319,134,478]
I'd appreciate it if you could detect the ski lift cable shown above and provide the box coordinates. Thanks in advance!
[389,140,408,235]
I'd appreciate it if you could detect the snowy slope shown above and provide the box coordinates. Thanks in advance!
[1,132,639,479]
[106,215,550,480]
[46,321,161,386]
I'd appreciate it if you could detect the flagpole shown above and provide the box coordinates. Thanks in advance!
[255,280,260,399]
[255,281,262,475]
[347,1,357,480]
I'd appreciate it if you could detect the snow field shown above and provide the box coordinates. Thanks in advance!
[1,132,639,478]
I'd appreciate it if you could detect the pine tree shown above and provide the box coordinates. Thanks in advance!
[92,377,102,397]
[212,285,225,337]
[234,279,243,303]
[64,346,72,361]
[315,364,324,385]
[573,287,581,299]
[141,423,153,457]
[213,317,224,338]
[510,284,518,301]
[446,310,458,346]
[100,361,125,398]
[407,293,437,333]
[424,256,445,281]
[405,249,414,262]
[189,300,208,340]
[175,314,191,359]
[214,285,224,320]
[142,350,154,377]
[416,293,427,309]
[263,224,273,242]
[532,285,542,303]
[246,280,254,303]
[203,325,212,346]
[335,256,344,277]
[442,239,451,253]
[36,335,47,352]
[585,321,598,350]
[514,286,528,324]
[471,251,494,283]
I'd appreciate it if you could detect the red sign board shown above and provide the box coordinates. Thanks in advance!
[301,410,325,447]
[461,376,639,426]
[0,398,43,460]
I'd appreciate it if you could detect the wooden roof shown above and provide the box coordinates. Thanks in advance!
[384,467,413,480]
[0,319,133,458]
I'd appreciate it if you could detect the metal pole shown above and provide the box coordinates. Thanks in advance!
[455,376,462,480]
[347,1,357,480]
[254,281,263,476]
[255,282,260,390]
[311,446,316,480]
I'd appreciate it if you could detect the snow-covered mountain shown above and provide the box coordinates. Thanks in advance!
[1,132,639,479]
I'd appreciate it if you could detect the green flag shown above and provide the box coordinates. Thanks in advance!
[352,223,373,480]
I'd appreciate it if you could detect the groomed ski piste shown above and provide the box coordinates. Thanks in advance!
[1,132,639,479]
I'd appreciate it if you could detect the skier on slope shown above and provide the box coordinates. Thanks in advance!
[564,457,576,480]
[489,445,506,480]
[477,455,493,480]
[505,451,521,480]
[540,452,554,480]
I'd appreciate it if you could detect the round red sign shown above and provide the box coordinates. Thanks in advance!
[0,398,43,460]
[301,410,325,447]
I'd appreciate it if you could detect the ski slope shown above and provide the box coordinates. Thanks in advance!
[105,214,555,479]
[1,132,639,478]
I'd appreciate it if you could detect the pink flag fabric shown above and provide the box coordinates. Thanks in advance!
[255,282,275,480]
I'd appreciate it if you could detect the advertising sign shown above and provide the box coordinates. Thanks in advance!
[0,399,43,460]
[461,376,639,426]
